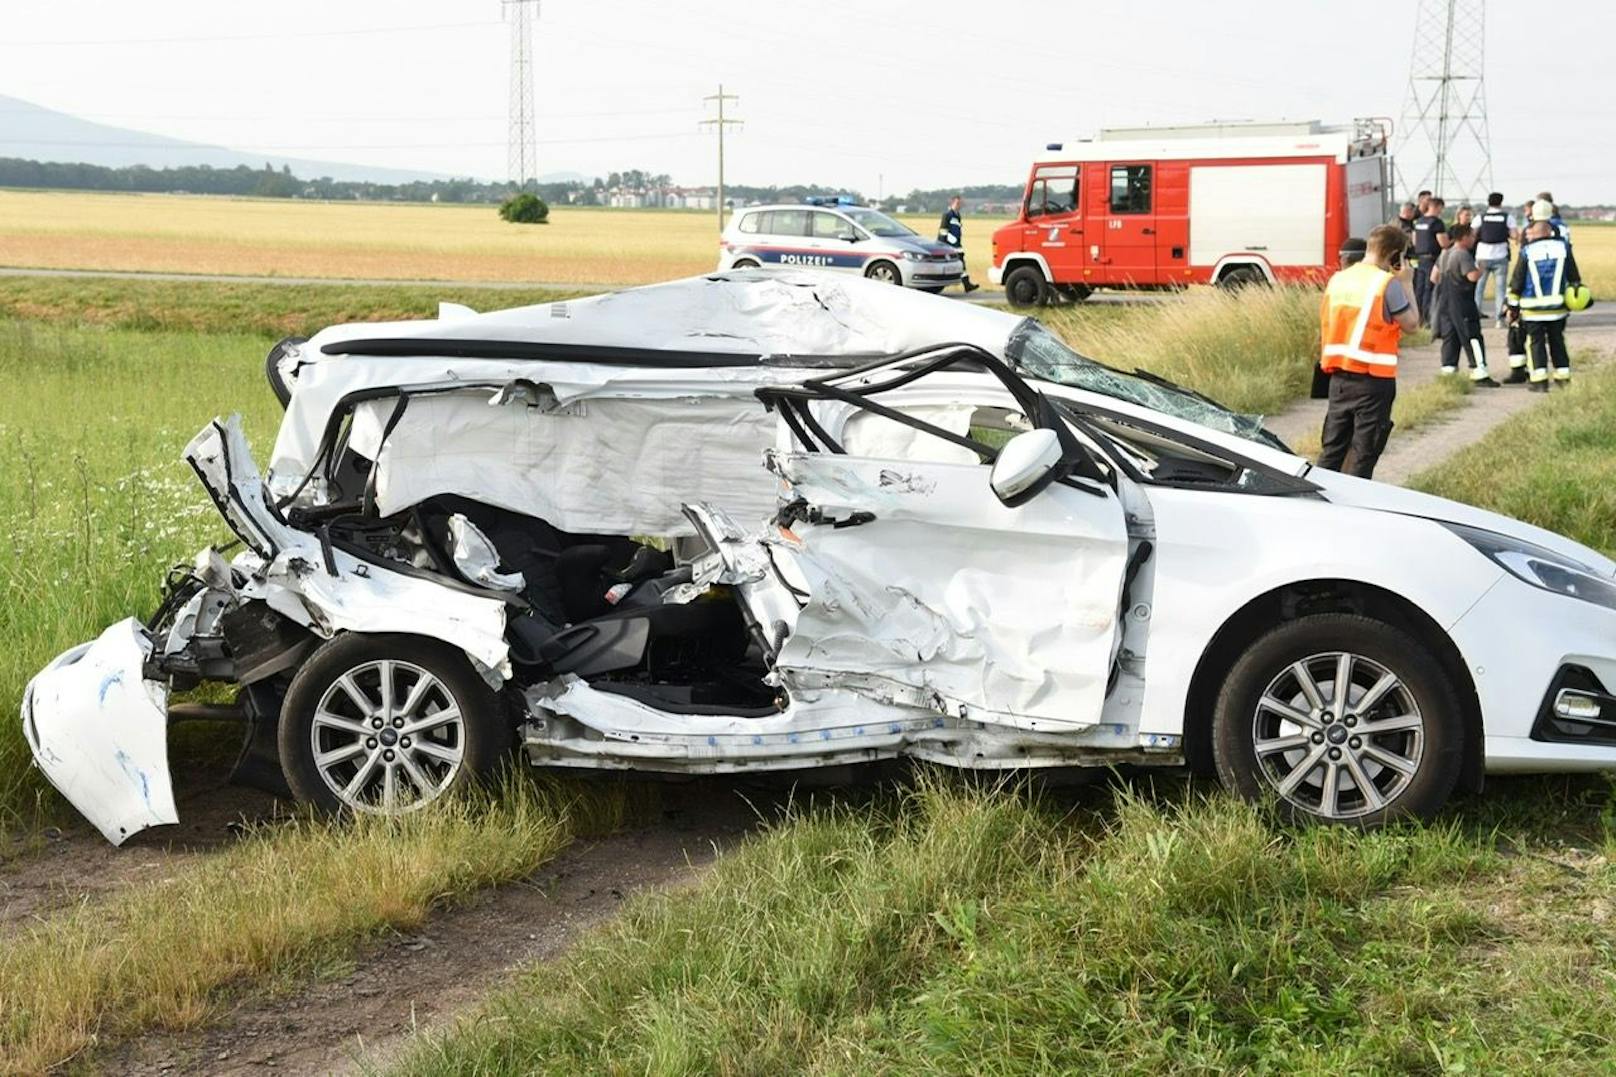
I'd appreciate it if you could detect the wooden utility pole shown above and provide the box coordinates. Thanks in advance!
[700,85,742,231]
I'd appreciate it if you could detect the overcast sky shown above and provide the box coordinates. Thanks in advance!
[2,0,1611,202]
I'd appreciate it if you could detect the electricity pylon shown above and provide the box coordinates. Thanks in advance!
[505,0,540,190]
[1397,0,1492,205]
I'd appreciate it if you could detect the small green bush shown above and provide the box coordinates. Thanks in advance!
[498,192,549,224]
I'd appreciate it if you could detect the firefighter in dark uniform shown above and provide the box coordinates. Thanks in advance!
[937,195,980,293]
[1507,218,1584,390]
[1410,195,1447,326]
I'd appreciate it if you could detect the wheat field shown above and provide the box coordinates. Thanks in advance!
[0,189,1008,286]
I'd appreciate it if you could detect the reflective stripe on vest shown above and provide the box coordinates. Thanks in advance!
[1320,263,1401,378]
[1520,238,1568,311]
[1478,209,1510,244]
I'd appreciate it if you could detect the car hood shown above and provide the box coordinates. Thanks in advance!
[1311,466,1616,575]
[884,234,955,257]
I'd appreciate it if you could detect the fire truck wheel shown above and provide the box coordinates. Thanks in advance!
[1218,265,1269,290]
[1003,265,1049,308]
[1055,284,1092,304]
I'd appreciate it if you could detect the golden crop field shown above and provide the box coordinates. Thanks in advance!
[0,189,1008,287]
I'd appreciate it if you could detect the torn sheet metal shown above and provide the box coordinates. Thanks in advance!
[765,451,1131,733]
[447,514,526,592]
[523,677,1179,772]
[22,619,177,845]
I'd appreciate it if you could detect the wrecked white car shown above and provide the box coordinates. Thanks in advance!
[24,270,1616,843]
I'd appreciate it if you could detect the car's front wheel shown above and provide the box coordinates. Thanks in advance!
[1212,614,1464,825]
[278,633,510,816]
[865,260,902,285]
[732,258,760,269]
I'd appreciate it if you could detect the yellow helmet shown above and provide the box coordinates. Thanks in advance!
[1565,283,1594,312]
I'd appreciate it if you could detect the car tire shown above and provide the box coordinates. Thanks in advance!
[865,260,902,285]
[278,633,511,817]
[1211,613,1464,826]
[919,286,945,294]
[1002,265,1049,308]
[732,258,760,270]
[1217,265,1268,290]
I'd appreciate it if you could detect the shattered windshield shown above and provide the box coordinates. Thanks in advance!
[1005,320,1286,450]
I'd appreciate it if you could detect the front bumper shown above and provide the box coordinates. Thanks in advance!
[22,618,177,845]
[901,259,964,287]
[1448,574,1616,772]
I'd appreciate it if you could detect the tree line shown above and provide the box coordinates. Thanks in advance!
[0,156,1024,211]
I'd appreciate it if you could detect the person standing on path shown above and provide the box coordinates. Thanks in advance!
[1431,223,1499,386]
[1316,224,1420,479]
[1474,192,1517,329]
[936,195,980,294]
[1411,196,1447,326]
[1507,218,1583,391]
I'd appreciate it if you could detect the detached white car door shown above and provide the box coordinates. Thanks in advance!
[759,358,1134,733]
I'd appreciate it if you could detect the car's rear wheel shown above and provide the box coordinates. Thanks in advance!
[732,258,760,269]
[1211,614,1463,825]
[1002,265,1049,308]
[279,633,510,816]
[865,260,902,285]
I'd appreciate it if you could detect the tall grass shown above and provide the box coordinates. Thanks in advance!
[396,773,1616,1075]
[1040,285,1321,417]
[0,321,285,826]
[0,775,633,1075]
[1410,359,1616,555]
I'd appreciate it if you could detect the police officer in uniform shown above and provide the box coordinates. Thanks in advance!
[937,195,980,294]
[1432,223,1498,385]
[1507,218,1584,391]
[1410,195,1447,326]
[1474,192,1516,329]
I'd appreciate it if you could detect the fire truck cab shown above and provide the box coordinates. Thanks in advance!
[990,119,1392,307]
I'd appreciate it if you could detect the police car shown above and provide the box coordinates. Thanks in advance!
[717,197,965,291]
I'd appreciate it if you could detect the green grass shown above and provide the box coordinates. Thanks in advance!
[394,773,1616,1075]
[0,775,638,1075]
[1038,285,1322,418]
[0,320,286,827]
[1411,359,1616,556]
[0,276,580,339]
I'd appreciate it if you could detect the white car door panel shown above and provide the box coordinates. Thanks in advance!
[766,450,1130,732]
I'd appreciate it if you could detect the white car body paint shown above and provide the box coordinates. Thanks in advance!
[22,619,177,845]
[24,270,1616,843]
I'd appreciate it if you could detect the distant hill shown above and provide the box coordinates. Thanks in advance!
[0,93,491,184]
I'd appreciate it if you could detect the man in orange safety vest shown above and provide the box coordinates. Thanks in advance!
[1316,224,1422,479]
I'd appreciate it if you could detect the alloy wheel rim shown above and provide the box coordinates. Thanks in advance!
[1250,651,1424,820]
[310,659,465,814]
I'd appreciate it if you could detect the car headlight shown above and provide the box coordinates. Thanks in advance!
[901,250,926,261]
[1445,522,1616,611]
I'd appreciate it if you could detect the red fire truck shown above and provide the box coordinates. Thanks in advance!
[989,119,1392,307]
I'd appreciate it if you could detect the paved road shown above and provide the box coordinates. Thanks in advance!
[0,264,1164,307]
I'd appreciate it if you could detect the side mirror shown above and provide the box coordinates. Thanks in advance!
[989,428,1065,507]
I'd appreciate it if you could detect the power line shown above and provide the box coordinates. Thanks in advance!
[699,85,742,232]
[0,132,699,152]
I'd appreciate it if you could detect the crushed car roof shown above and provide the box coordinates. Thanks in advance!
[308,268,1025,366]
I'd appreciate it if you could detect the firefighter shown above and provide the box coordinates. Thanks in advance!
[1431,223,1498,385]
[1316,224,1420,479]
[1536,192,1572,244]
[1507,218,1583,391]
[1410,195,1447,326]
[1474,192,1517,330]
[936,195,980,294]
[1503,197,1538,378]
